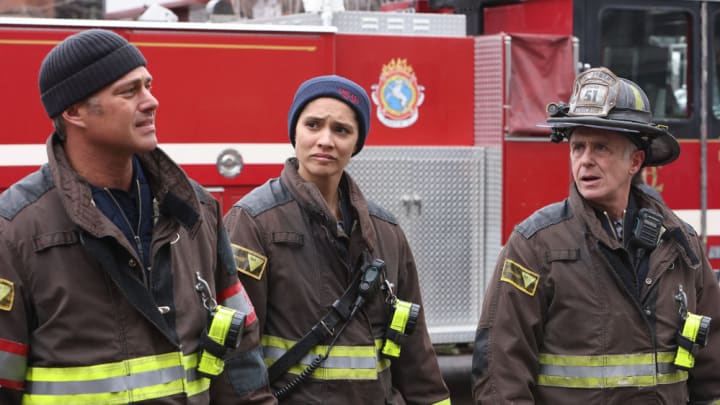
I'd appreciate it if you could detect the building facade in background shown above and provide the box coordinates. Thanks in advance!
[0,0,418,21]
[0,0,102,18]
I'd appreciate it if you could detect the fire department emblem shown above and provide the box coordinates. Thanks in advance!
[500,259,539,296]
[371,58,425,128]
[231,244,267,280]
[0,278,14,311]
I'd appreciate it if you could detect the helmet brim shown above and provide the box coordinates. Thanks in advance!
[543,116,680,166]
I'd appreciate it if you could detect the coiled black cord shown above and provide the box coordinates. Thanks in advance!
[272,355,325,399]
[272,315,353,399]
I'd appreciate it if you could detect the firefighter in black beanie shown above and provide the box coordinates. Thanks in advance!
[0,29,275,404]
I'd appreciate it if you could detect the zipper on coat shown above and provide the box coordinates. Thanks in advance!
[104,179,151,288]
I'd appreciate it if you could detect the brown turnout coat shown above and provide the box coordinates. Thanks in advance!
[224,158,450,404]
[472,184,720,404]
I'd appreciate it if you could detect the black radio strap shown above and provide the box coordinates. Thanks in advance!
[267,271,362,383]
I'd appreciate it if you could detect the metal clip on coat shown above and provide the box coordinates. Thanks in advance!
[381,299,420,358]
[195,272,246,377]
[674,285,712,370]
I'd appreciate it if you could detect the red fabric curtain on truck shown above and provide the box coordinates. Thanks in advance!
[507,33,576,136]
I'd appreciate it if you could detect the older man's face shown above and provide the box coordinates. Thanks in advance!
[569,127,645,217]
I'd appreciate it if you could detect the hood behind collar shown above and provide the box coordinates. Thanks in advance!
[281,157,377,252]
[47,134,203,236]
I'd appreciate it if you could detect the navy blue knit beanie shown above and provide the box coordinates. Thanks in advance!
[39,29,147,118]
[288,75,371,156]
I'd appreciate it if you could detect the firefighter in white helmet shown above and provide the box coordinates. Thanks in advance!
[472,66,720,403]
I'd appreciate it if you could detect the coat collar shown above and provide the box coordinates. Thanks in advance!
[568,182,699,268]
[46,134,203,239]
[280,157,377,253]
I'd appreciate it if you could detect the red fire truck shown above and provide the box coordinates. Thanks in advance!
[0,0,718,357]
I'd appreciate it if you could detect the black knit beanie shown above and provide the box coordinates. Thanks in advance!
[288,75,371,156]
[39,29,147,118]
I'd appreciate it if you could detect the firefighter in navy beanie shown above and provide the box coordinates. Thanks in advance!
[224,74,451,403]
[288,74,371,155]
[0,28,276,404]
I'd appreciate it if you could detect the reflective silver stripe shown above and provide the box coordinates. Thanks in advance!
[263,346,378,370]
[538,351,688,388]
[21,353,210,405]
[0,350,27,383]
[262,335,391,380]
[25,365,185,395]
[540,363,657,378]
[223,290,253,319]
[313,354,377,369]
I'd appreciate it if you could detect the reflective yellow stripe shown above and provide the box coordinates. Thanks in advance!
[538,373,687,389]
[26,352,183,382]
[628,83,645,110]
[22,352,209,405]
[537,351,688,389]
[431,398,451,405]
[262,335,391,380]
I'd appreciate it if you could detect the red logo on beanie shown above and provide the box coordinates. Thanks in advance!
[338,88,359,105]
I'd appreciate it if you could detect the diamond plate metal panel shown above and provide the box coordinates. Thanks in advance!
[348,154,415,232]
[485,147,503,278]
[348,146,501,344]
[474,35,505,146]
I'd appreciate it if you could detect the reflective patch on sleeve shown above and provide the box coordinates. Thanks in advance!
[500,259,539,296]
[0,337,28,389]
[231,244,267,280]
[0,278,14,311]
[219,281,257,327]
